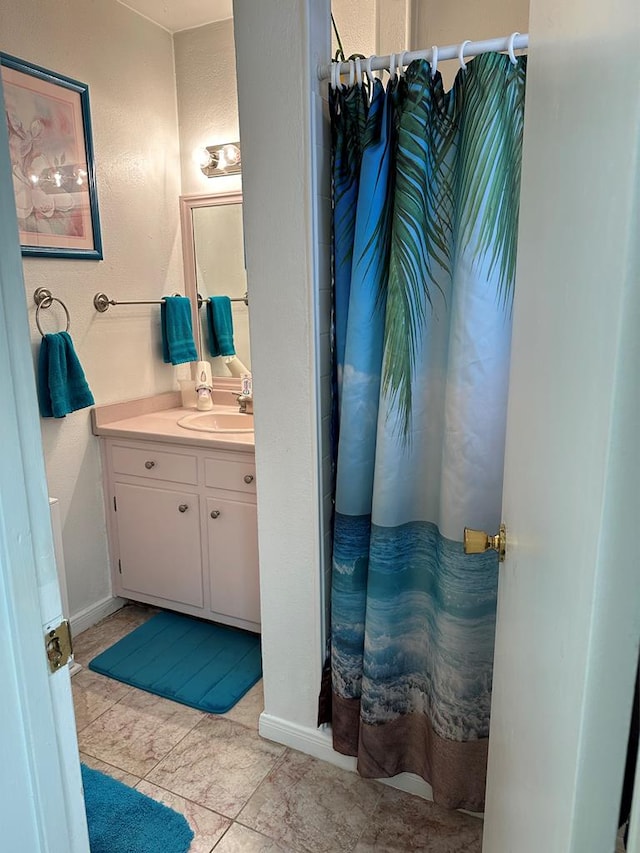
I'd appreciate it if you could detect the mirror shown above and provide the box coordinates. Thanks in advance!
[180,191,250,376]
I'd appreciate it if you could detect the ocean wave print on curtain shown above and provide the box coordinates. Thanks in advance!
[329,52,527,811]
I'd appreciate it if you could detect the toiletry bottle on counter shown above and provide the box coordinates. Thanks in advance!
[241,373,252,399]
[195,361,213,410]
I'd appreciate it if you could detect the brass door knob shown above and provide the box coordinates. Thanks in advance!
[210,509,221,519]
[463,523,506,562]
[244,474,254,484]
[145,460,156,469]
[178,504,189,513]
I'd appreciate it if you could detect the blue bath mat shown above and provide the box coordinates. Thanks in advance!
[88,611,262,714]
[82,764,193,853]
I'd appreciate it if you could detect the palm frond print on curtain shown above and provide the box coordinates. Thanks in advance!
[329,52,527,811]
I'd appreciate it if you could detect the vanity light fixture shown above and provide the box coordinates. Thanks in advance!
[196,142,241,177]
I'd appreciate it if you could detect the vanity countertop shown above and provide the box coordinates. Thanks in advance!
[92,391,255,453]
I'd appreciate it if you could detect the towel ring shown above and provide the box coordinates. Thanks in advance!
[34,287,70,338]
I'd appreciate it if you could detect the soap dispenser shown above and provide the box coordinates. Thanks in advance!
[195,361,213,410]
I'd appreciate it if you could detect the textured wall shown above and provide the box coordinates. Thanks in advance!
[332,0,377,58]
[0,0,183,617]
[332,0,412,58]
[377,0,412,57]
[413,0,530,88]
[174,20,242,197]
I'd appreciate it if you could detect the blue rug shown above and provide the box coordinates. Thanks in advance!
[88,611,262,714]
[82,764,193,853]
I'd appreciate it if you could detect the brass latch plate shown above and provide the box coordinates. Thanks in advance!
[45,620,73,673]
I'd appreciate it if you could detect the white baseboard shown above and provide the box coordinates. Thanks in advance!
[69,595,126,637]
[258,713,435,801]
[259,714,358,771]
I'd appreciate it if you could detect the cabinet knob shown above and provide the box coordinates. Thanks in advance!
[210,509,221,519]
[145,460,156,469]
[244,474,254,484]
[178,504,189,513]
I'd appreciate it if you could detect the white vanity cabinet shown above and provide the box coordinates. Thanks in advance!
[203,457,260,626]
[101,436,260,633]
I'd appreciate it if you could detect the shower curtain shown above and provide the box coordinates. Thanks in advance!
[329,52,527,811]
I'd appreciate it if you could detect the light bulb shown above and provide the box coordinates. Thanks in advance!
[30,174,39,184]
[221,144,240,166]
[53,171,62,187]
[194,147,212,168]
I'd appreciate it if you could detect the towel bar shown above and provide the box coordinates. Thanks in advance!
[196,292,249,308]
[34,288,71,338]
[93,292,183,312]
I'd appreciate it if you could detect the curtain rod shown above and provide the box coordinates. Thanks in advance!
[317,33,529,81]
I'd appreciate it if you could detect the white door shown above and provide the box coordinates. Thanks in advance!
[482,0,640,850]
[0,82,89,852]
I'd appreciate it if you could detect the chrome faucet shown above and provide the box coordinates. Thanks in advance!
[237,393,253,414]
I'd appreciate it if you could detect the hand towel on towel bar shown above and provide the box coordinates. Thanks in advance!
[161,295,198,365]
[207,295,236,358]
[37,331,95,418]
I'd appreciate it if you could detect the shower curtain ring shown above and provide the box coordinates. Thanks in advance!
[331,62,340,92]
[458,40,472,70]
[355,57,363,86]
[507,32,520,65]
[348,59,355,87]
[430,45,439,78]
[389,52,397,79]
[365,55,374,86]
[397,50,408,76]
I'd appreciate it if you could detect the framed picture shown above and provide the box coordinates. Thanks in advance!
[0,53,102,259]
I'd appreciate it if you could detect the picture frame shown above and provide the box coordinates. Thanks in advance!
[0,53,103,260]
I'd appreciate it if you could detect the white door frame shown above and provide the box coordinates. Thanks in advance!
[0,79,89,852]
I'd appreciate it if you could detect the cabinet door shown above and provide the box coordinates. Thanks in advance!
[206,496,260,624]
[115,482,203,607]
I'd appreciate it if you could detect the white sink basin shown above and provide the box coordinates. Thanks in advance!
[177,411,254,433]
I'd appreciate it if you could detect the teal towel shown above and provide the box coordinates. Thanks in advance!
[206,295,236,357]
[161,296,197,365]
[38,331,95,418]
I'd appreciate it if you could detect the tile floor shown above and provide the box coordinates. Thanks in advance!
[73,604,485,852]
